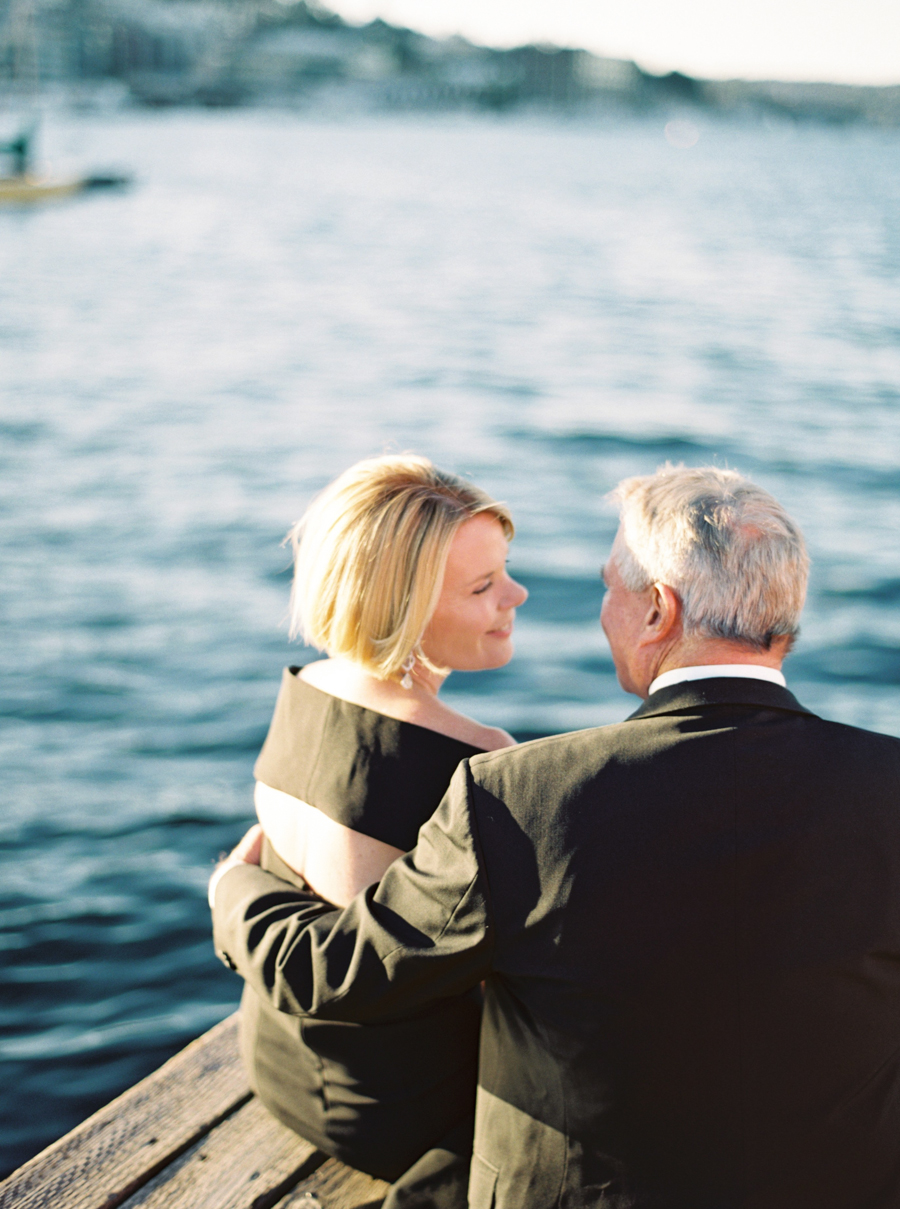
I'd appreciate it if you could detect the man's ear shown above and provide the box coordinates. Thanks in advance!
[641,583,681,644]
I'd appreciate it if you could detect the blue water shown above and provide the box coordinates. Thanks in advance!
[2,107,900,1176]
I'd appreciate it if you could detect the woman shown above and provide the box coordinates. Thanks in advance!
[243,454,527,1207]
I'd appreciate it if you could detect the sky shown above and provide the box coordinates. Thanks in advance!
[324,0,900,86]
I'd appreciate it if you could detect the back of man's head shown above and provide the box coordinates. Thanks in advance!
[611,465,809,651]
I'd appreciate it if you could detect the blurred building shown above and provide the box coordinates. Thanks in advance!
[0,0,898,122]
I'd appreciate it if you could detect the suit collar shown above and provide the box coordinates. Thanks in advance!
[626,676,815,722]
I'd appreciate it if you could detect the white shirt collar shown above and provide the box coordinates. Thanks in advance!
[648,664,786,697]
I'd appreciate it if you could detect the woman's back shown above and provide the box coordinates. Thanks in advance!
[241,665,488,1181]
[255,659,514,904]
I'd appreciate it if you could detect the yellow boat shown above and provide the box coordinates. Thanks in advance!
[0,172,131,205]
[0,174,85,204]
[0,129,130,204]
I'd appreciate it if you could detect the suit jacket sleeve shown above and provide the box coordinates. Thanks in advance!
[212,760,493,1023]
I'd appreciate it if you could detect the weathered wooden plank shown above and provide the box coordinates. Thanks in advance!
[276,1157,389,1209]
[0,1013,250,1209]
[118,1096,324,1209]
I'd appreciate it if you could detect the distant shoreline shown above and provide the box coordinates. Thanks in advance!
[2,0,898,126]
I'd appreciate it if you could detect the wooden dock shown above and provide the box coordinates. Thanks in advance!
[0,1013,389,1209]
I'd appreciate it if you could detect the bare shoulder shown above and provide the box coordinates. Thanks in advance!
[295,658,515,751]
[296,659,339,691]
[470,722,517,752]
[413,701,516,751]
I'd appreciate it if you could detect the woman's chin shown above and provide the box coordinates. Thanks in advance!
[481,639,515,669]
[442,638,515,673]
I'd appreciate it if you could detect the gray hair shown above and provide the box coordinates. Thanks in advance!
[610,465,809,650]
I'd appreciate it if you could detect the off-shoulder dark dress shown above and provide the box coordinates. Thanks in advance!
[240,666,486,1191]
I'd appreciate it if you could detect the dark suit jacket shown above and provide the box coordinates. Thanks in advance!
[214,679,900,1208]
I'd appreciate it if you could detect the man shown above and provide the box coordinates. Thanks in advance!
[212,465,900,1208]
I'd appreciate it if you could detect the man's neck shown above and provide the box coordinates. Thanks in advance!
[654,637,787,679]
[638,635,790,700]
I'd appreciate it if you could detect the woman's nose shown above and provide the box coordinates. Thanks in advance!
[505,575,528,608]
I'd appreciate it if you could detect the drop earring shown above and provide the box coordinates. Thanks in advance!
[400,653,415,690]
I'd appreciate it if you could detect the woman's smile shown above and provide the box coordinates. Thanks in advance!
[422,513,528,672]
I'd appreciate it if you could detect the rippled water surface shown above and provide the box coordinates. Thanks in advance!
[2,107,900,1174]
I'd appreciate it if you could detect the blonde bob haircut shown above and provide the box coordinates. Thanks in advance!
[288,455,513,680]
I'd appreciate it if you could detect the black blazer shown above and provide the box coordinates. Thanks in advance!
[214,679,900,1208]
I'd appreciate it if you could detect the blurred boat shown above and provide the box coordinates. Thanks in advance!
[0,2,131,206]
[0,130,131,205]
[0,171,131,204]
[0,0,132,205]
